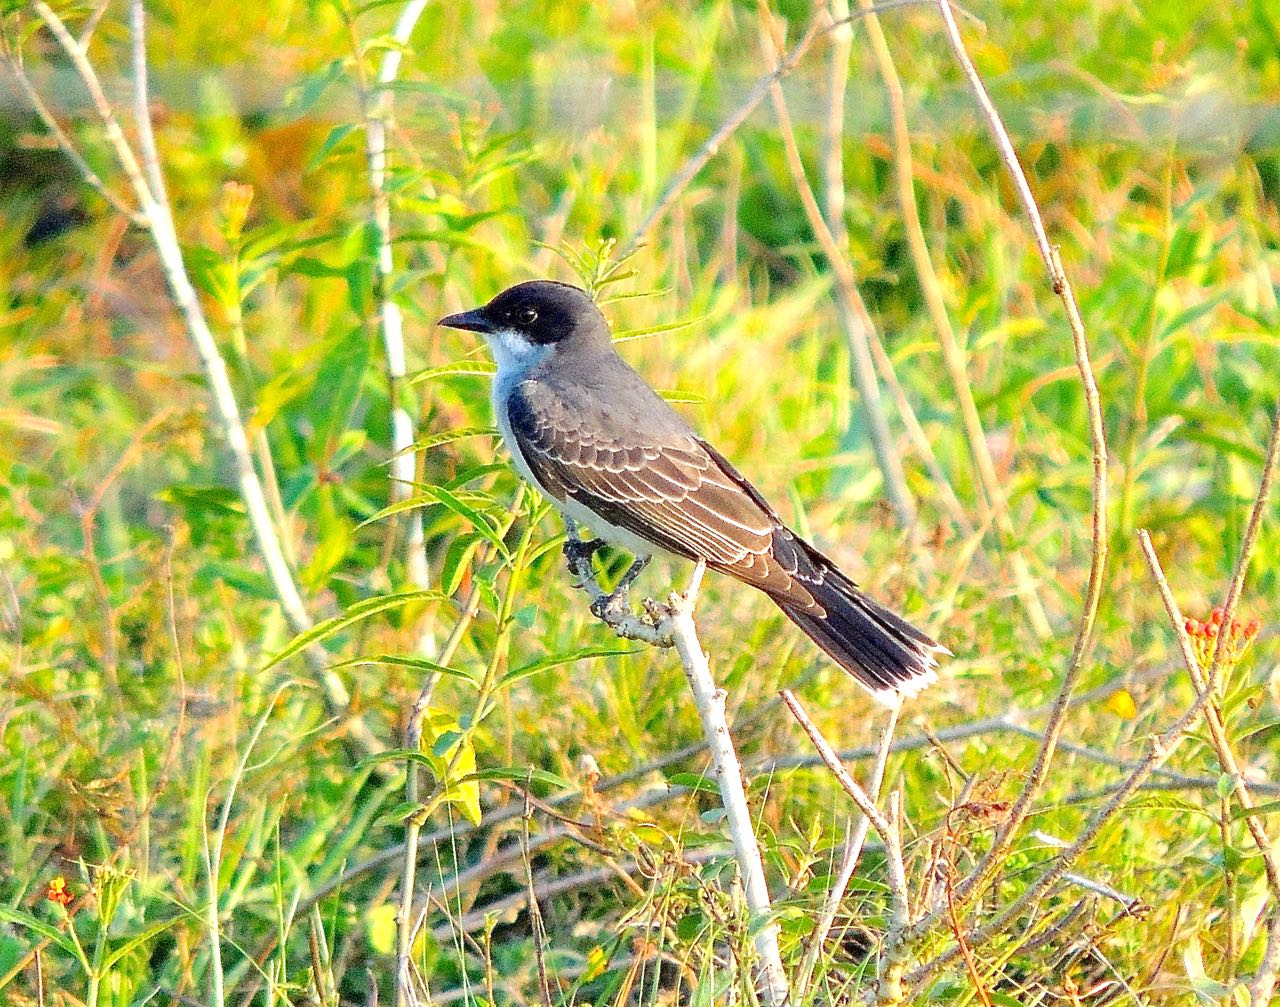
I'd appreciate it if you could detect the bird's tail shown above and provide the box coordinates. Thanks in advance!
[773,566,946,704]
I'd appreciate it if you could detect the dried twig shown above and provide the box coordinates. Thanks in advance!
[781,691,909,1004]
[930,0,1109,915]
[796,702,900,997]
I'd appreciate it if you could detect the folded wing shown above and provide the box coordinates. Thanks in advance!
[506,378,822,605]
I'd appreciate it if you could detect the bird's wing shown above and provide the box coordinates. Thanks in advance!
[506,379,824,605]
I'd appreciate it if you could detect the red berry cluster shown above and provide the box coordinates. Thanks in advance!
[1183,607,1261,672]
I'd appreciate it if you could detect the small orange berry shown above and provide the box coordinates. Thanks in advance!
[1185,618,1198,636]
[45,876,73,907]
[1245,619,1260,639]
[1211,608,1225,625]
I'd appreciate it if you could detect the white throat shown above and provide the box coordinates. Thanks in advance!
[486,327,552,387]
[488,327,553,493]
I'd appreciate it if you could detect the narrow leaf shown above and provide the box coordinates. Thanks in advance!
[260,590,445,671]
[500,646,638,687]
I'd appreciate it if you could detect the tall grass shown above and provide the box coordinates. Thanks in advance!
[2,0,1280,1004]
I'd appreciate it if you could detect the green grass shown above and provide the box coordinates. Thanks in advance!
[3,0,1280,1004]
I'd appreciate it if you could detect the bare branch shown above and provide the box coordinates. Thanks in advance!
[565,524,789,1005]
[781,690,909,1003]
[854,0,1050,633]
[931,0,1109,914]
[796,702,900,997]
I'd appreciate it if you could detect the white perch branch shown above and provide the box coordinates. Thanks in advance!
[563,521,790,1005]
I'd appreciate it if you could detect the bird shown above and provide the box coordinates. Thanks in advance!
[438,280,947,703]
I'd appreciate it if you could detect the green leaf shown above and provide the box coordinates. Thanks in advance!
[1231,800,1280,822]
[431,730,464,759]
[331,654,477,687]
[356,747,438,771]
[363,486,510,559]
[0,905,89,966]
[260,590,446,671]
[1159,290,1230,339]
[409,359,496,385]
[307,122,358,171]
[414,426,499,451]
[101,915,183,970]
[460,766,572,790]
[184,244,238,308]
[440,533,485,596]
[612,313,707,344]
[667,773,719,795]
[287,58,345,116]
[499,646,638,687]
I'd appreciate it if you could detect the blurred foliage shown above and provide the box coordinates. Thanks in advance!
[2,0,1280,1003]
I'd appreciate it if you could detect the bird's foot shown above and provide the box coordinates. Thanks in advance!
[590,587,634,624]
[588,556,652,626]
[563,535,605,575]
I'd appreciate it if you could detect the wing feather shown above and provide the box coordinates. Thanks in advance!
[506,379,814,597]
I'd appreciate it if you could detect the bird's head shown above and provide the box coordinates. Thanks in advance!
[438,281,611,368]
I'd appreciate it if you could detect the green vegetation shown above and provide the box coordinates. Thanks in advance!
[2,0,1279,1004]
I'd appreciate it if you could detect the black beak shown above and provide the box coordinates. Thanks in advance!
[437,308,493,334]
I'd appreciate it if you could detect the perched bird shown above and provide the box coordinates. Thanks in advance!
[439,280,946,702]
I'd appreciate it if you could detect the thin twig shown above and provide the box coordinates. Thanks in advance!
[781,690,909,1003]
[796,703,900,996]
[931,0,1109,916]
[521,790,554,1007]
[855,0,1049,633]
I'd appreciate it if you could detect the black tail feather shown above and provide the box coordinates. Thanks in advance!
[774,569,944,702]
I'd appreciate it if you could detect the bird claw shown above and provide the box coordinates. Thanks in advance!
[564,535,605,570]
[590,587,633,624]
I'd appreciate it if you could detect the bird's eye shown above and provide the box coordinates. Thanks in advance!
[517,307,538,325]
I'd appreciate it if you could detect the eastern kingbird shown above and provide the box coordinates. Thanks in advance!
[439,280,945,702]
